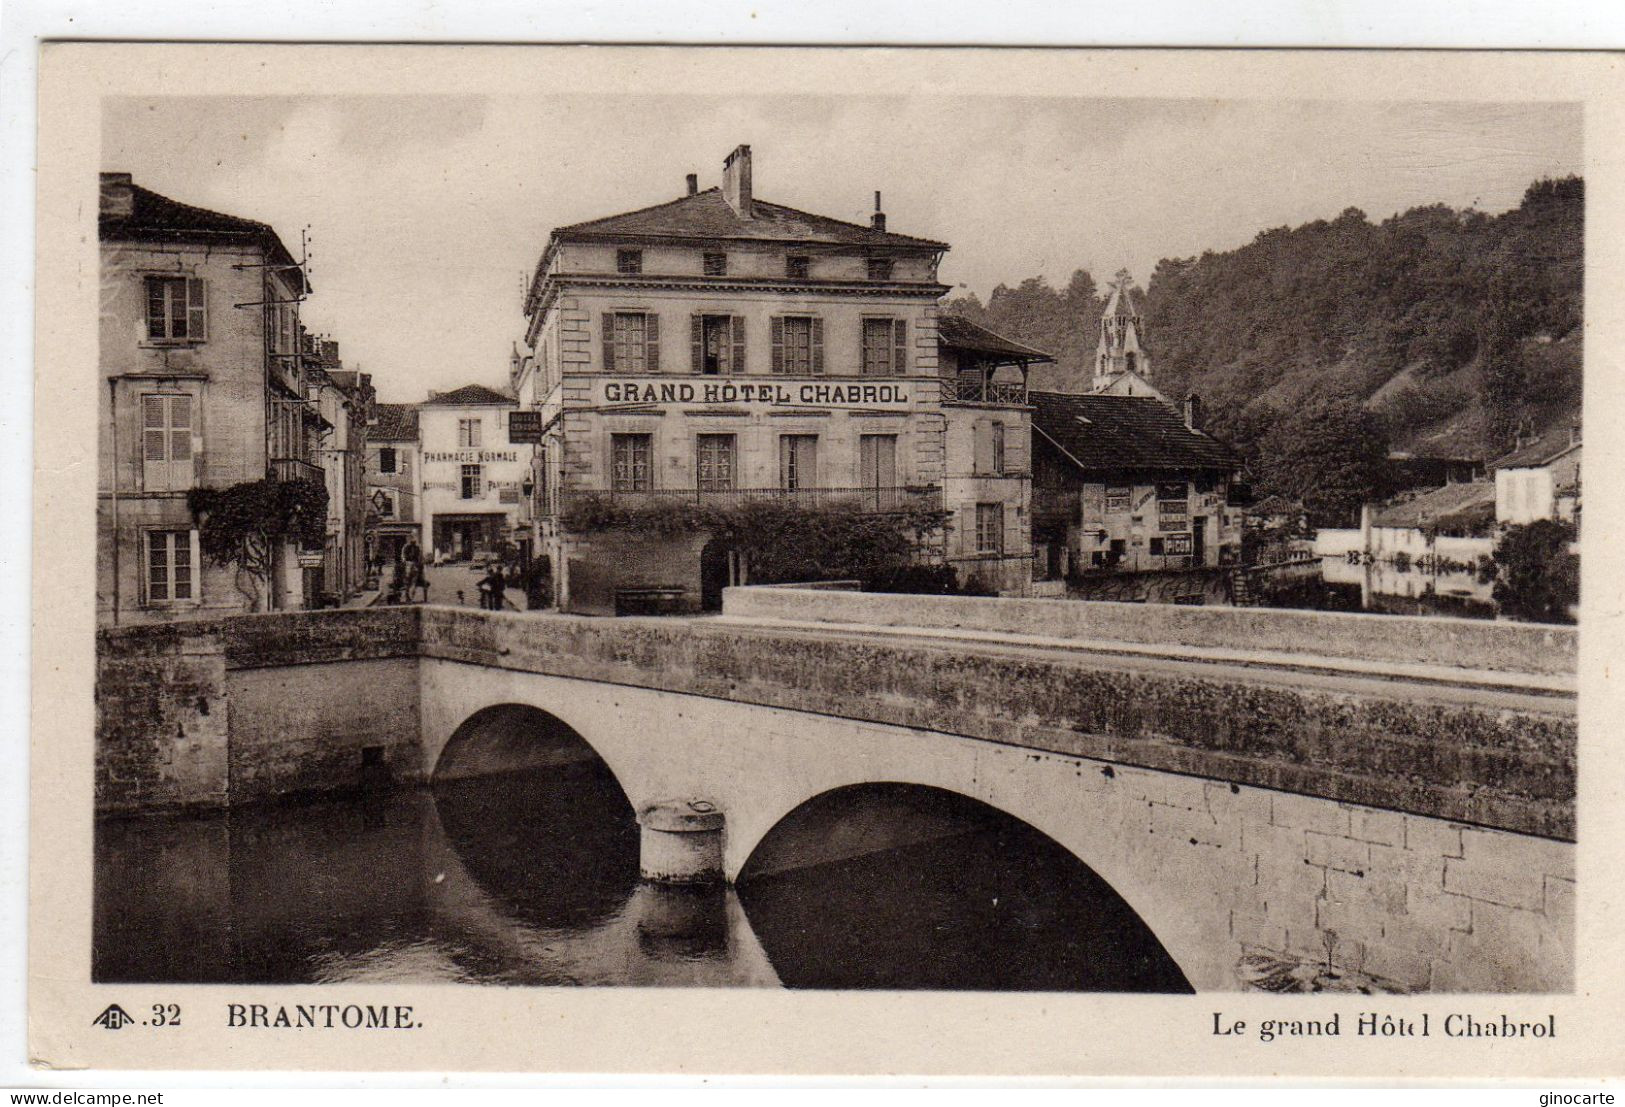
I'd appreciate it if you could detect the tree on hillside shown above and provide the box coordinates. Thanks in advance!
[1252,394,1390,529]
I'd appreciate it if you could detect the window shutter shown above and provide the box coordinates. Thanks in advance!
[973,418,991,476]
[731,316,746,376]
[779,435,792,489]
[169,395,194,489]
[146,279,166,339]
[860,435,878,488]
[893,319,907,373]
[770,317,785,374]
[142,397,167,495]
[187,279,207,341]
[690,315,704,373]
[602,313,616,371]
[810,317,825,374]
[645,314,660,371]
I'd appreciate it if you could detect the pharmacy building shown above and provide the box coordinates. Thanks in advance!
[515,144,1045,613]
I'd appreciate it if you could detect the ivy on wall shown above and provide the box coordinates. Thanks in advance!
[187,478,330,610]
[559,493,952,588]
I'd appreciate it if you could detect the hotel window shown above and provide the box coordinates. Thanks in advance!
[145,276,207,342]
[991,422,1006,476]
[378,447,397,474]
[786,255,810,279]
[860,434,898,511]
[703,252,727,276]
[611,434,653,491]
[145,529,197,604]
[861,317,908,376]
[692,315,745,375]
[771,316,823,375]
[975,503,1004,556]
[696,434,737,492]
[603,312,660,372]
[780,434,818,491]
[1150,537,1165,556]
[460,464,482,499]
[616,249,643,274]
[141,393,194,492]
[457,419,482,449]
[375,490,396,518]
[866,257,894,281]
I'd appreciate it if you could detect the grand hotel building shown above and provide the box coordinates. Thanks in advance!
[516,145,1047,613]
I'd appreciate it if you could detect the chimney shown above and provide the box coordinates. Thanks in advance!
[722,144,753,218]
[1183,393,1203,432]
[871,190,886,232]
[686,173,699,197]
[99,171,134,218]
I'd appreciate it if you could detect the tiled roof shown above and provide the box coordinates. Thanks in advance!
[555,187,949,250]
[420,384,515,407]
[99,181,305,293]
[371,403,419,441]
[937,316,1054,362]
[1491,425,1581,470]
[1373,481,1496,531]
[1030,391,1241,474]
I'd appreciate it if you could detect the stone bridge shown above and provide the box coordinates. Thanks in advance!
[95,588,1576,993]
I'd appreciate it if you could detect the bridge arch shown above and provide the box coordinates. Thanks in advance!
[734,780,1195,991]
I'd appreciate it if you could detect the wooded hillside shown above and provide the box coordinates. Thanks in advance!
[944,176,1582,464]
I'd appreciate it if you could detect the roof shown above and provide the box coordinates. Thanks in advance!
[1491,425,1581,470]
[420,384,515,407]
[371,403,419,442]
[99,179,306,294]
[937,316,1054,363]
[1373,481,1496,531]
[1101,281,1142,319]
[1030,391,1241,474]
[554,187,948,251]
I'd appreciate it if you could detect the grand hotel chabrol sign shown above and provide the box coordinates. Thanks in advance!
[595,378,915,411]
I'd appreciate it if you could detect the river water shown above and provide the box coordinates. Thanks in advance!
[95,766,1191,992]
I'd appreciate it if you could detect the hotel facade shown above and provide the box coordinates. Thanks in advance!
[516,145,1039,613]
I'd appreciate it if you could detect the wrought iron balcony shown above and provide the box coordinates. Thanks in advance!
[557,485,942,518]
[270,457,324,484]
[940,377,1028,406]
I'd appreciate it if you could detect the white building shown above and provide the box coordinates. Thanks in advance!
[1493,425,1582,528]
[416,384,525,561]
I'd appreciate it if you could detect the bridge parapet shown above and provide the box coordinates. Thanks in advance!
[719,585,1577,678]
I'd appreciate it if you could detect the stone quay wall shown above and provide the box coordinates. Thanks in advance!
[96,607,422,813]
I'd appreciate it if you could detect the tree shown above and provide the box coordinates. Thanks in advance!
[1252,394,1390,529]
[1492,519,1578,624]
[188,478,330,610]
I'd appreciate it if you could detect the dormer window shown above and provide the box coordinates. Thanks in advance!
[866,257,894,281]
[616,249,643,275]
[703,252,727,276]
[786,256,810,279]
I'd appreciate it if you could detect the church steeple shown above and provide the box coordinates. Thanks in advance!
[1092,268,1154,393]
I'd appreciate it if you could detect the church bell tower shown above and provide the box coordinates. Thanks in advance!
[1092,269,1154,394]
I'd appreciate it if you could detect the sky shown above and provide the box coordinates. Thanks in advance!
[103,96,1582,402]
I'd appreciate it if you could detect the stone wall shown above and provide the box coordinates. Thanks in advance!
[96,622,230,814]
[420,606,1575,840]
[96,608,421,812]
[721,585,1577,677]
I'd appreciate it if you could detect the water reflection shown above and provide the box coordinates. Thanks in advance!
[95,767,1189,992]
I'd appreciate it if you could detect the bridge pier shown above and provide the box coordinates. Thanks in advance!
[638,799,726,884]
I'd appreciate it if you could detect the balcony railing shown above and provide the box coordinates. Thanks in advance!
[941,377,1028,406]
[557,485,942,517]
[270,457,324,484]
